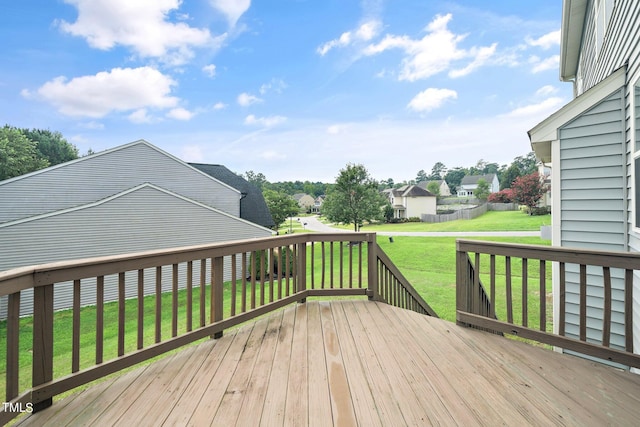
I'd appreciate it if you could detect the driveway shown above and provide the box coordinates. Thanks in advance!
[300,215,540,237]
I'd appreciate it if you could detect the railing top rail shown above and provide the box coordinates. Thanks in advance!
[0,232,377,296]
[456,239,640,270]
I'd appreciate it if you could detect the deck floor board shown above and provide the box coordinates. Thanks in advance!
[17,300,640,426]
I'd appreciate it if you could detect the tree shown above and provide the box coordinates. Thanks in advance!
[244,170,268,191]
[262,189,299,229]
[511,172,547,214]
[321,163,386,231]
[0,126,49,180]
[21,128,78,166]
[426,181,441,197]
[444,167,467,195]
[500,163,521,190]
[512,152,537,175]
[429,162,447,180]
[475,178,490,202]
[415,169,428,183]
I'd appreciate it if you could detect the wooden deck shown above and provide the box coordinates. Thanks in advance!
[17,300,640,426]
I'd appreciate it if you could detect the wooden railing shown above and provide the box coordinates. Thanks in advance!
[456,239,640,369]
[0,232,433,424]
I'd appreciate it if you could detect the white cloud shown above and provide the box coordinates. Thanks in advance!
[167,107,194,121]
[260,150,286,160]
[29,67,179,118]
[536,85,558,97]
[317,20,381,55]
[259,79,287,95]
[363,14,495,81]
[237,92,263,106]
[213,102,227,110]
[244,114,287,127]
[202,64,217,78]
[407,88,457,112]
[128,109,153,124]
[502,97,565,119]
[209,0,251,28]
[526,30,560,50]
[327,124,347,134]
[58,0,221,66]
[530,55,560,73]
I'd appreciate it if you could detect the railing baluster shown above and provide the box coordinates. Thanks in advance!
[186,261,193,332]
[559,262,566,336]
[349,242,353,288]
[367,235,378,300]
[260,250,266,306]
[155,267,162,343]
[579,264,587,341]
[72,280,80,373]
[242,252,248,312]
[250,252,256,309]
[172,264,178,338]
[277,247,283,299]
[310,243,315,290]
[505,256,513,324]
[540,260,546,332]
[212,256,224,339]
[268,248,275,301]
[285,247,291,296]
[292,245,297,295]
[321,242,326,289]
[358,242,363,288]
[602,266,611,347]
[96,276,104,363]
[118,272,125,356]
[522,258,528,327]
[200,259,206,327]
[231,255,237,316]
[490,255,496,319]
[137,269,144,349]
[339,242,344,288]
[6,292,20,400]
[474,253,481,315]
[625,269,633,352]
[210,258,215,322]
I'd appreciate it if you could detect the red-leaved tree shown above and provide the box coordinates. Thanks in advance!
[511,172,547,214]
[487,188,514,203]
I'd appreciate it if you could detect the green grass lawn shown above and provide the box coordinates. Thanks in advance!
[334,210,550,232]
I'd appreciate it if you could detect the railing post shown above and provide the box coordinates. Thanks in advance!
[32,283,54,412]
[367,234,378,300]
[212,256,224,339]
[455,242,469,326]
[297,241,307,303]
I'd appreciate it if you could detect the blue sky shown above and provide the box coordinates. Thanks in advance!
[1,0,569,182]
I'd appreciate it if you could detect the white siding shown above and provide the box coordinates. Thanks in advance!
[0,185,272,317]
[0,140,240,223]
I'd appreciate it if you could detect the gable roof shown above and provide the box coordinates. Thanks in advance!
[188,163,275,228]
[461,174,496,186]
[401,185,435,198]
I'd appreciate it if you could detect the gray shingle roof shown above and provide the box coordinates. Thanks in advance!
[189,163,275,228]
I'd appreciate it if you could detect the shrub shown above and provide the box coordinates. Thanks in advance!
[407,216,421,222]
[488,188,514,203]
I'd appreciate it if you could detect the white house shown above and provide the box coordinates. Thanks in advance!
[417,180,451,197]
[0,140,274,317]
[384,185,437,219]
[457,174,499,197]
[529,0,640,361]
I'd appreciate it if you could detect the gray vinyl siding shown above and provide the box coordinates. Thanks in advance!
[576,1,640,96]
[559,87,626,350]
[0,141,240,223]
[0,185,272,318]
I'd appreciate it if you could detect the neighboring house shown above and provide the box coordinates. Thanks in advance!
[189,163,275,228]
[292,193,315,213]
[528,0,640,360]
[384,185,436,219]
[312,196,324,213]
[457,174,499,197]
[0,140,274,317]
[538,162,552,208]
[417,180,451,197]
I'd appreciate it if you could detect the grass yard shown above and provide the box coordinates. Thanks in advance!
[333,210,550,232]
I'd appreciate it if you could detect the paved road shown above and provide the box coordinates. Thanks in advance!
[300,215,540,237]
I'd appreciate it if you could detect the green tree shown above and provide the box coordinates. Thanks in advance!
[0,126,49,180]
[426,181,441,197]
[512,152,537,175]
[415,169,428,183]
[322,163,386,231]
[21,128,78,166]
[511,172,547,214]
[262,189,299,229]
[244,170,268,191]
[429,162,447,180]
[500,163,521,190]
[474,178,490,202]
[444,167,467,195]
